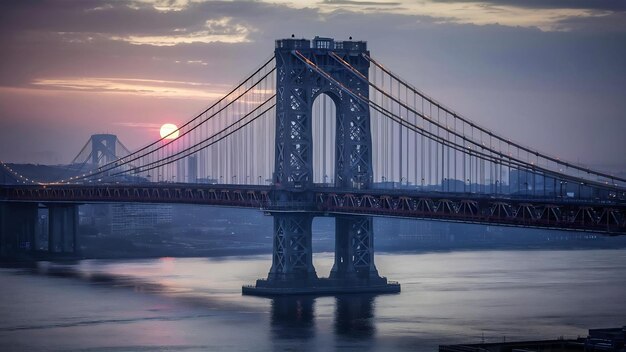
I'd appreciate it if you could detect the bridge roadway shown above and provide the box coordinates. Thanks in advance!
[2,183,625,235]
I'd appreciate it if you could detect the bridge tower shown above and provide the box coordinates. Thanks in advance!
[71,134,132,170]
[90,134,118,165]
[248,36,396,295]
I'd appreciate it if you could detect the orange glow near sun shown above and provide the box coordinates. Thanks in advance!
[160,123,179,139]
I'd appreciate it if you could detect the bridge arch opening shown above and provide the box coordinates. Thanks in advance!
[311,92,337,185]
[312,216,335,267]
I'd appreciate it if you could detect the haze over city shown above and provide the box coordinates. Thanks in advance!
[1,0,625,172]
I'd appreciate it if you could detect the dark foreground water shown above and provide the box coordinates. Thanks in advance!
[1,249,625,351]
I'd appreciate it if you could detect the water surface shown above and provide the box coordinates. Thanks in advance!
[1,249,625,351]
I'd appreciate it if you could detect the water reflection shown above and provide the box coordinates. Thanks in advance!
[269,294,377,342]
[334,294,376,338]
[270,296,316,340]
[2,251,626,352]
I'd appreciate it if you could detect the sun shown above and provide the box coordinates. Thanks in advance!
[160,123,179,139]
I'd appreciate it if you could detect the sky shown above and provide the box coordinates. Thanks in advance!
[0,0,625,172]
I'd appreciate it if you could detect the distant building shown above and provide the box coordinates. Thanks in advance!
[110,204,172,236]
[188,155,198,183]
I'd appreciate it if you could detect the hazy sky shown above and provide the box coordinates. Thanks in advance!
[0,0,624,172]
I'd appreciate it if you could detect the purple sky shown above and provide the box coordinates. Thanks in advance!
[0,0,625,172]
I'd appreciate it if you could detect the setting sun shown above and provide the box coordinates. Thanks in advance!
[159,123,179,139]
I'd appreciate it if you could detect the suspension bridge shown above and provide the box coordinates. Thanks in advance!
[1,36,625,295]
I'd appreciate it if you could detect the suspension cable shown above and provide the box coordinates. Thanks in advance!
[296,50,623,193]
[364,53,626,185]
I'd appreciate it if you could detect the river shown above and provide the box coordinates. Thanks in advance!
[1,249,625,351]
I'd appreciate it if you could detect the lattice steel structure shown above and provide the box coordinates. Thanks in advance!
[260,36,390,292]
[273,37,373,189]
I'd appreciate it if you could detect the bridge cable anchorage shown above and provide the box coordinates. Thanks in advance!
[362,53,626,188]
[311,50,625,194]
[68,58,276,184]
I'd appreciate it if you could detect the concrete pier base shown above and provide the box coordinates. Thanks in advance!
[243,214,400,297]
[242,279,400,296]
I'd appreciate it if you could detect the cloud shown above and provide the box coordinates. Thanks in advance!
[554,11,626,32]
[113,122,163,130]
[130,0,196,12]
[321,0,401,6]
[110,17,253,46]
[430,0,626,11]
[31,77,226,99]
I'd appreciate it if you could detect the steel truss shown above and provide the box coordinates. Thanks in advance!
[267,213,318,284]
[316,191,626,234]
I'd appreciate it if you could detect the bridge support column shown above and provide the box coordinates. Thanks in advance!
[330,216,385,284]
[243,213,399,296]
[0,203,38,259]
[264,213,318,286]
[47,204,78,254]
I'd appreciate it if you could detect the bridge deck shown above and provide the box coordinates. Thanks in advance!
[2,184,625,235]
